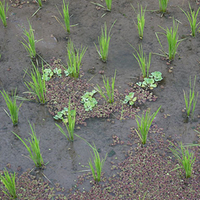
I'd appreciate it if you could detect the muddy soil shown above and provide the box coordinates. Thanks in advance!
[0,0,200,198]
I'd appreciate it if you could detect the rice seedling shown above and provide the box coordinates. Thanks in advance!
[131,4,146,39]
[159,0,169,13]
[0,169,17,199]
[24,62,46,104]
[75,134,107,182]
[66,39,87,79]
[105,0,112,11]
[155,18,182,61]
[130,44,151,78]
[135,106,161,145]
[94,20,116,62]
[95,70,116,103]
[0,0,9,27]
[54,0,72,33]
[36,0,42,8]
[183,76,198,119]
[12,122,44,168]
[180,3,200,37]
[55,98,76,141]
[0,89,23,126]
[169,142,196,178]
[21,21,40,59]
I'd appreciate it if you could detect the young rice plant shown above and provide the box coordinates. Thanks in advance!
[24,62,46,104]
[12,122,44,168]
[66,39,87,79]
[36,0,42,8]
[0,89,22,126]
[135,106,161,145]
[0,169,17,199]
[159,0,169,13]
[55,98,76,141]
[75,134,107,182]
[0,0,9,27]
[94,20,116,62]
[130,44,151,78]
[95,70,116,103]
[169,142,196,178]
[180,3,200,37]
[156,18,182,61]
[183,76,198,119]
[105,0,112,11]
[56,0,70,33]
[131,4,146,39]
[21,21,40,59]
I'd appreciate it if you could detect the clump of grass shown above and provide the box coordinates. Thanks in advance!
[180,3,200,37]
[130,44,151,78]
[75,134,107,182]
[66,39,87,79]
[95,70,116,103]
[156,18,182,61]
[0,169,17,199]
[94,20,116,62]
[0,0,9,27]
[21,21,40,59]
[159,0,169,13]
[55,98,76,141]
[24,62,46,104]
[105,0,112,11]
[135,106,161,145]
[12,122,44,168]
[55,0,70,33]
[169,142,196,178]
[183,76,198,119]
[0,89,23,126]
[131,4,146,39]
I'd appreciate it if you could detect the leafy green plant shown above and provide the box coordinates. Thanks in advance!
[12,122,44,168]
[95,71,116,103]
[169,142,196,178]
[180,3,200,37]
[94,20,116,62]
[53,68,62,77]
[66,39,87,79]
[24,62,46,104]
[149,71,163,81]
[0,0,9,27]
[183,76,198,118]
[42,68,53,81]
[0,89,23,126]
[53,107,68,120]
[159,0,169,13]
[0,169,17,199]
[55,98,76,141]
[123,92,137,106]
[81,90,98,111]
[155,18,182,61]
[105,0,112,11]
[137,71,163,89]
[131,4,146,39]
[42,67,62,81]
[75,134,107,182]
[130,44,151,78]
[135,106,161,145]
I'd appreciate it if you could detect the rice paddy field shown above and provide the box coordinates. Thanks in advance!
[0,0,200,199]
